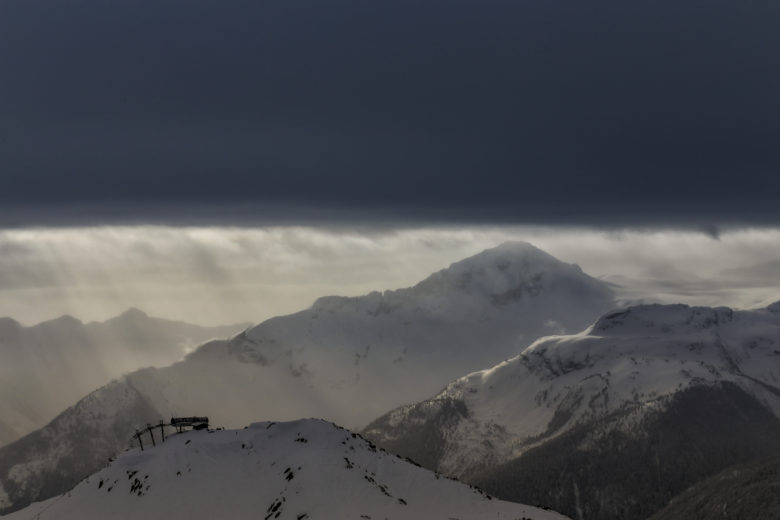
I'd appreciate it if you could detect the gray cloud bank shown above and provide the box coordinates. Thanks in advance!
[1,226,779,327]
[0,0,778,225]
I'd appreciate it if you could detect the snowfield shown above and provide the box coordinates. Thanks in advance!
[5,419,569,520]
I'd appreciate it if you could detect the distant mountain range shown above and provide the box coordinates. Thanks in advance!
[3,419,570,520]
[364,302,780,520]
[0,309,249,446]
[0,242,617,514]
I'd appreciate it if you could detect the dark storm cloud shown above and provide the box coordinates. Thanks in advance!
[1,0,779,225]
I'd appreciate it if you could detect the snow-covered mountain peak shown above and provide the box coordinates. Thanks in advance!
[462,240,555,265]
[306,241,602,316]
[236,242,616,351]
[424,241,564,288]
[7,419,569,520]
[410,241,609,305]
[589,303,734,336]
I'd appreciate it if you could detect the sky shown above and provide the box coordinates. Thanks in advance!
[0,0,778,325]
[0,0,779,225]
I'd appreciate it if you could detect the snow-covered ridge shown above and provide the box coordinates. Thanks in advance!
[365,301,780,478]
[6,419,569,520]
[307,241,611,315]
[522,302,780,389]
[589,303,734,335]
[410,241,587,298]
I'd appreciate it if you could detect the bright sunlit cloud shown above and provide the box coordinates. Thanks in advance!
[1,225,779,326]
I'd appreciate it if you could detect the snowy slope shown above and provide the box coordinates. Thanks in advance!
[364,302,780,519]
[366,302,780,476]
[5,419,569,520]
[0,309,248,446]
[0,380,162,514]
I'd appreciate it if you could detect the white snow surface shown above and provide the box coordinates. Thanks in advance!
[5,419,569,520]
[368,302,780,477]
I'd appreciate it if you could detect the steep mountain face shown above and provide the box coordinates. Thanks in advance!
[648,455,780,520]
[0,380,162,514]
[0,309,248,446]
[0,242,615,514]
[472,382,780,520]
[364,302,780,520]
[4,419,570,520]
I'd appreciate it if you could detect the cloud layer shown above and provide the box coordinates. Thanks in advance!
[1,226,779,326]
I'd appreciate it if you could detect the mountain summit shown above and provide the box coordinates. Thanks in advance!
[5,419,569,520]
[408,241,608,307]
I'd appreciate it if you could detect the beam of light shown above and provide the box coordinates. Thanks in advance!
[0,225,779,326]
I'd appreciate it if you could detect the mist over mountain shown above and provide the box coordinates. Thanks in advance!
[4,419,569,520]
[0,242,615,514]
[364,302,780,520]
[0,310,249,446]
[718,258,780,284]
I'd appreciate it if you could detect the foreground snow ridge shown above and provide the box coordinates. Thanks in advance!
[9,419,568,520]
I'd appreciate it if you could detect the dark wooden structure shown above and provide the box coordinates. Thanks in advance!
[171,416,209,432]
[132,416,209,451]
[133,420,167,451]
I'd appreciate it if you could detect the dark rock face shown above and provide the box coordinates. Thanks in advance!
[0,381,163,515]
[471,383,780,520]
[649,455,780,520]
[363,398,468,471]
